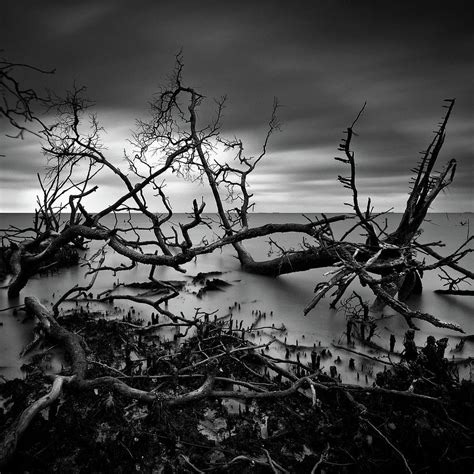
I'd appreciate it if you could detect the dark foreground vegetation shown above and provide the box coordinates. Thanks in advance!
[1,299,473,473]
[0,55,473,472]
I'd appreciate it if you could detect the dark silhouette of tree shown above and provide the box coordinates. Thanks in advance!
[0,55,472,468]
[1,55,470,330]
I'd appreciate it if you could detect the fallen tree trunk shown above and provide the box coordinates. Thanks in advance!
[24,296,87,379]
[4,216,347,296]
[0,376,70,468]
[238,246,339,276]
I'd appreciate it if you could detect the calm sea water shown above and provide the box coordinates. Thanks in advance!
[1,213,473,383]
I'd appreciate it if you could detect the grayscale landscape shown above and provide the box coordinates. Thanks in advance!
[1,2,473,472]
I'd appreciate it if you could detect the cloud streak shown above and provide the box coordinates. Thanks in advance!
[1,0,472,212]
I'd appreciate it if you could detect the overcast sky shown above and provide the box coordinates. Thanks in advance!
[1,0,473,213]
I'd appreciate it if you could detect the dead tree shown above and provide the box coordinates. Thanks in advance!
[0,57,472,471]
[303,99,470,332]
[1,56,471,334]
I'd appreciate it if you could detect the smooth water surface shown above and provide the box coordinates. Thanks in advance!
[1,213,472,384]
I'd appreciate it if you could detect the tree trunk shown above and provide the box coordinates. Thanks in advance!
[234,242,338,277]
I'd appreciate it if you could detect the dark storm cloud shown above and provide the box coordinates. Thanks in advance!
[1,0,473,211]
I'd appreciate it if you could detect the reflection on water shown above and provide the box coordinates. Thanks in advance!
[1,213,473,384]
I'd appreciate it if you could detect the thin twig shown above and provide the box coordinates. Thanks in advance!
[362,417,413,474]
